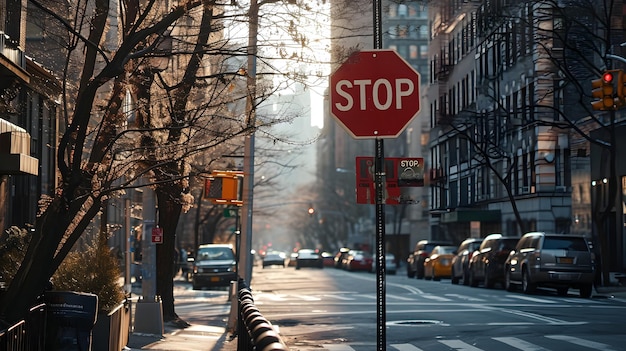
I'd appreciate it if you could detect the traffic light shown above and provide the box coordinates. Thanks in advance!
[617,69,626,104]
[591,71,616,110]
[204,171,243,205]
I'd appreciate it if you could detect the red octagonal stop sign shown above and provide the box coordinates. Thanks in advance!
[330,50,421,139]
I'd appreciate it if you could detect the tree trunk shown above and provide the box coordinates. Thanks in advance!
[155,185,183,323]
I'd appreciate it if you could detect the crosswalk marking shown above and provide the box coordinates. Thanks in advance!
[386,294,417,301]
[444,293,486,302]
[545,335,618,351]
[493,337,549,350]
[322,344,355,351]
[313,334,621,351]
[389,343,424,351]
[420,294,452,302]
[506,294,558,303]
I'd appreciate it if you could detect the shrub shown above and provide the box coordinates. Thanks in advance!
[52,232,125,313]
[0,226,30,287]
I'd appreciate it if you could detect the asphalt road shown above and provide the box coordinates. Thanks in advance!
[227,264,626,351]
[160,262,626,350]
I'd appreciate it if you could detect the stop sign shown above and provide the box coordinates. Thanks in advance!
[330,50,421,139]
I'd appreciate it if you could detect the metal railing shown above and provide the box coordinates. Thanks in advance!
[0,303,46,351]
[237,279,287,351]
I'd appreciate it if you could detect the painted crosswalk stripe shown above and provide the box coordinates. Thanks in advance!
[444,294,486,302]
[546,335,617,351]
[390,343,425,351]
[438,339,483,350]
[387,294,417,301]
[421,294,452,302]
[493,337,548,350]
[322,294,355,301]
[322,344,355,351]
[506,295,557,303]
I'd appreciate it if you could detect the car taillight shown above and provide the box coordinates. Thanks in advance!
[420,252,429,257]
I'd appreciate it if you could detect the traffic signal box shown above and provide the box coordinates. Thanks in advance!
[591,70,623,110]
[204,171,243,206]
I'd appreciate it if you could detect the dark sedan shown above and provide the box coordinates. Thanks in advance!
[295,249,324,269]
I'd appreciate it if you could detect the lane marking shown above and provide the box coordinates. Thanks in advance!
[439,339,483,350]
[493,336,549,350]
[390,343,425,351]
[546,335,617,351]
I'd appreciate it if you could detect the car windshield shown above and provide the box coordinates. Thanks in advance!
[298,250,318,259]
[543,237,588,251]
[437,246,456,254]
[197,247,234,261]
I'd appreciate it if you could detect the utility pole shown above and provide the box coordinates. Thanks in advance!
[240,0,258,288]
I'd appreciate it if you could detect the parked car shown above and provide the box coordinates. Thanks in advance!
[468,234,519,288]
[505,232,595,298]
[451,238,484,285]
[287,252,298,267]
[333,248,350,268]
[423,245,457,281]
[407,240,453,279]
[295,249,324,269]
[192,244,236,290]
[321,252,335,267]
[344,250,373,271]
[370,253,397,275]
[262,251,287,268]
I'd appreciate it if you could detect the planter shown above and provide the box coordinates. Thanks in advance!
[92,300,131,351]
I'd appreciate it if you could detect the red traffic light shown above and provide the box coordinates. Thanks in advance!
[603,72,614,83]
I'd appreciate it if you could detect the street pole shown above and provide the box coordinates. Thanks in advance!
[372,1,386,351]
[240,0,258,290]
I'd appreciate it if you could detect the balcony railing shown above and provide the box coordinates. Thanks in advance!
[0,31,26,70]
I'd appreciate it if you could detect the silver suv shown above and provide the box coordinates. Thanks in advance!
[504,232,595,298]
[192,244,236,290]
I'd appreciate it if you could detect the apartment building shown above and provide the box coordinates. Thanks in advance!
[426,0,626,275]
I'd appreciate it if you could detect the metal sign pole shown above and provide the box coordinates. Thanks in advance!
[372,0,385,350]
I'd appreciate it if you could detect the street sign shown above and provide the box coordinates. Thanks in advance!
[330,50,421,139]
[151,227,163,244]
[356,156,424,204]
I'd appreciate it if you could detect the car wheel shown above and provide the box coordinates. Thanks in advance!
[462,268,470,286]
[407,266,415,278]
[522,267,536,294]
[484,266,495,289]
[416,267,424,279]
[579,284,593,298]
[451,267,459,285]
[557,287,568,296]
[505,269,515,292]
[469,269,479,287]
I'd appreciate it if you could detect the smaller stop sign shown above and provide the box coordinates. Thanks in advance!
[330,50,421,139]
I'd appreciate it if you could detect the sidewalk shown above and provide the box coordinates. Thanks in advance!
[127,323,237,351]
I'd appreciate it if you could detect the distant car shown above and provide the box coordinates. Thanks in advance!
[287,252,298,267]
[451,238,484,285]
[321,252,335,267]
[192,244,236,290]
[505,232,595,298]
[468,234,519,288]
[370,252,397,275]
[333,248,350,268]
[262,251,286,268]
[424,245,457,281]
[407,240,453,279]
[344,250,373,271]
[295,249,323,269]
